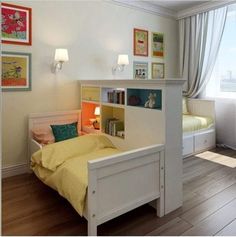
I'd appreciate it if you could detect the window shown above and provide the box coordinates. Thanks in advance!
[205,4,236,99]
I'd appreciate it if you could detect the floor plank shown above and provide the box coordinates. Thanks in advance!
[181,198,236,236]
[181,183,236,225]
[2,147,236,236]
[216,219,236,236]
[146,217,192,236]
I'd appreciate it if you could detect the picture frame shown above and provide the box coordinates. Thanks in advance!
[152,63,165,79]
[1,51,32,91]
[133,61,148,80]
[133,28,148,56]
[152,32,164,58]
[1,3,32,45]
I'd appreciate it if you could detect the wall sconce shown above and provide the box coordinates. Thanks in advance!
[52,48,69,73]
[112,54,129,75]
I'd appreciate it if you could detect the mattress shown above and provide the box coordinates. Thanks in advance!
[183,115,214,133]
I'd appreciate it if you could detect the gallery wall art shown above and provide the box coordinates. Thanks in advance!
[1,3,32,45]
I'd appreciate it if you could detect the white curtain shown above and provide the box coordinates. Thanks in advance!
[179,7,228,98]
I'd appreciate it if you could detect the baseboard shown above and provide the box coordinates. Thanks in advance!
[217,143,236,150]
[2,163,29,178]
[226,145,236,150]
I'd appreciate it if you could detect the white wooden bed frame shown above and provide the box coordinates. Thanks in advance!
[183,98,216,157]
[28,110,165,236]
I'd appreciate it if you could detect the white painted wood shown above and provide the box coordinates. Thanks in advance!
[80,79,185,216]
[163,84,183,214]
[2,163,29,178]
[125,106,165,149]
[30,139,43,153]
[87,144,164,234]
[157,150,165,217]
[183,129,216,158]
[183,135,194,157]
[183,98,216,158]
[27,109,165,235]
[87,169,98,236]
[195,130,216,152]
[187,98,215,121]
[81,79,185,87]
[28,110,81,167]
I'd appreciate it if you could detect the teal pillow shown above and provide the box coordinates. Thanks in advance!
[51,122,78,142]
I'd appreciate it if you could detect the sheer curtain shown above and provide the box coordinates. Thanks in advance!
[202,4,236,150]
[179,6,228,98]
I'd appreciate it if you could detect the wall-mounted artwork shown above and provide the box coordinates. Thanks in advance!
[152,32,164,58]
[152,63,165,79]
[1,52,32,91]
[133,61,148,79]
[134,28,148,56]
[1,3,32,45]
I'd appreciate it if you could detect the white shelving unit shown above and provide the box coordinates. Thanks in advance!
[80,79,185,215]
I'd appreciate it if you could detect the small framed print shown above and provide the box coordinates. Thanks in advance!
[133,28,148,56]
[133,62,148,80]
[152,63,165,79]
[1,51,32,91]
[152,32,164,58]
[1,3,32,45]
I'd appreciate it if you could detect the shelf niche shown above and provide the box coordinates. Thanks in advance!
[102,87,125,105]
[101,105,125,139]
[81,102,100,128]
[127,88,162,110]
[82,86,100,102]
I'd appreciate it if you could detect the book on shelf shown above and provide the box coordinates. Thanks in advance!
[105,118,118,134]
[107,90,125,105]
[105,118,124,137]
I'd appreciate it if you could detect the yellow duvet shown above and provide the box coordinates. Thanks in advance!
[31,134,121,216]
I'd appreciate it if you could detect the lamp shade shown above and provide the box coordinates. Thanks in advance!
[54,48,69,62]
[117,54,129,65]
[94,107,100,116]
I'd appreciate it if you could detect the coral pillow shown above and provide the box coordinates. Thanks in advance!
[32,127,55,145]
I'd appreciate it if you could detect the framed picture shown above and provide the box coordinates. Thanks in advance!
[133,28,148,56]
[152,63,165,79]
[1,51,32,91]
[1,3,32,45]
[152,32,164,58]
[133,61,148,80]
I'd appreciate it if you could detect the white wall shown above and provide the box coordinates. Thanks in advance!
[2,0,179,167]
[215,98,236,149]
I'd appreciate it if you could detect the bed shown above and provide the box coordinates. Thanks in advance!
[182,98,216,157]
[28,110,165,236]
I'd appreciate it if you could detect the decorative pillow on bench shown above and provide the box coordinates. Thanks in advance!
[51,122,78,142]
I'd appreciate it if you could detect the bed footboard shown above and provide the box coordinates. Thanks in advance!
[87,144,165,236]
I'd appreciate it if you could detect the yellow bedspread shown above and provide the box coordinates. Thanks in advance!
[183,115,214,133]
[31,134,121,216]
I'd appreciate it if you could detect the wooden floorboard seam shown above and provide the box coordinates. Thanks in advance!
[2,147,236,236]
[214,217,236,236]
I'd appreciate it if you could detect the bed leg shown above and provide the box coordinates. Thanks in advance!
[88,220,97,236]
[156,197,164,217]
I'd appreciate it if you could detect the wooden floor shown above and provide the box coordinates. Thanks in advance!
[2,148,236,236]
